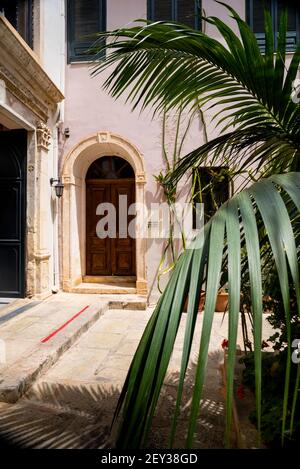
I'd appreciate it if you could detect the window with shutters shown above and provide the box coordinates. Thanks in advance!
[0,0,33,48]
[246,0,300,52]
[148,0,201,30]
[67,0,106,63]
[192,167,230,228]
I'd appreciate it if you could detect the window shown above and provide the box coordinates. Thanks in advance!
[0,0,33,48]
[67,0,106,63]
[86,156,135,179]
[192,167,229,228]
[148,0,201,30]
[246,0,300,52]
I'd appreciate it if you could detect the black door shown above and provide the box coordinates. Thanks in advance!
[0,130,26,298]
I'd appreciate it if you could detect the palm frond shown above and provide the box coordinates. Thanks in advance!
[91,3,300,178]
[113,173,300,448]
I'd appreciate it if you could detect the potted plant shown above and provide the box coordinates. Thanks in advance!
[216,287,229,312]
[183,288,229,313]
[183,290,205,312]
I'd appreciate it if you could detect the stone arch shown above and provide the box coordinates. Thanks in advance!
[61,131,147,295]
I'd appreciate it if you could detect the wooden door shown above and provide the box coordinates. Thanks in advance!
[86,179,136,276]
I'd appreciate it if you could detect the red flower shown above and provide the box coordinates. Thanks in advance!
[236,384,245,400]
[221,339,229,349]
[261,340,269,349]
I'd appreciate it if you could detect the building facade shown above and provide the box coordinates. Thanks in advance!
[0,1,299,303]
[0,0,65,300]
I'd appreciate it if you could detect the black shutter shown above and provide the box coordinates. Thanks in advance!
[0,0,17,29]
[16,0,33,48]
[0,0,33,48]
[68,0,106,62]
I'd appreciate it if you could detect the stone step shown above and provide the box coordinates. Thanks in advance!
[72,283,137,295]
[83,275,136,284]
[0,296,147,403]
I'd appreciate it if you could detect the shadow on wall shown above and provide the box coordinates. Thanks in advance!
[0,352,225,449]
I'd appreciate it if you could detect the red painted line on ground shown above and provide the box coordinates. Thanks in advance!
[41,305,90,343]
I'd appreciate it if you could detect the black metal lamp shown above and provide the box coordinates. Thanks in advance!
[50,178,64,198]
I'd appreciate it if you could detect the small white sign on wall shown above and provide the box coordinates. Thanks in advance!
[0,79,6,104]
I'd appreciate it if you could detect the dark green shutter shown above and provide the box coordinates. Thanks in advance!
[148,0,201,29]
[247,0,299,52]
[177,0,201,29]
[149,0,172,22]
[277,0,299,51]
[192,167,229,227]
[68,0,106,62]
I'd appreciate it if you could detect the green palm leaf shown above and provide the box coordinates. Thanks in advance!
[113,173,300,448]
[91,2,300,179]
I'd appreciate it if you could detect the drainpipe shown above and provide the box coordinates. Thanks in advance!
[52,0,66,292]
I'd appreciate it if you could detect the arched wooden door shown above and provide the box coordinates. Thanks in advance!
[0,130,26,297]
[85,156,136,276]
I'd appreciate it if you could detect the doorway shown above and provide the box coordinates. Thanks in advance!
[85,156,136,277]
[0,130,26,298]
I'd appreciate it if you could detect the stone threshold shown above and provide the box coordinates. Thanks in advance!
[72,283,137,295]
[83,275,136,284]
[0,296,146,403]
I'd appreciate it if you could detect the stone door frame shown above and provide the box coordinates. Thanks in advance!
[61,131,147,295]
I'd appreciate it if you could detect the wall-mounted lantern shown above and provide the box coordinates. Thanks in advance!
[50,178,64,198]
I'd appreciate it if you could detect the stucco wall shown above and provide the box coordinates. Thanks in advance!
[61,0,296,301]
[60,0,247,301]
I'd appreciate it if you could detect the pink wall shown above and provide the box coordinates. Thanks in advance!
[61,1,256,300]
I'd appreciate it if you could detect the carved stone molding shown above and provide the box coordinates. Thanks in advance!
[36,121,51,150]
[34,250,51,261]
[97,131,109,143]
[0,15,64,121]
[63,131,146,180]
[136,172,146,184]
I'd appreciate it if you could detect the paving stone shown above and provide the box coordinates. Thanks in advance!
[11,322,59,340]
[89,319,132,334]
[115,340,139,356]
[94,368,128,384]
[95,354,133,374]
[0,339,36,367]
[75,332,123,350]
[0,317,39,336]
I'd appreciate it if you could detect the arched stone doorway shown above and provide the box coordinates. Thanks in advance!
[61,131,147,295]
[85,156,136,277]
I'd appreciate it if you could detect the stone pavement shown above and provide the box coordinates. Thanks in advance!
[0,297,22,313]
[0,303,274,448]
[0,292,146,402]
[39,309,274,387]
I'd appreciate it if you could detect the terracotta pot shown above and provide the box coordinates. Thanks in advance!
[183,291,205,312]
[216,291,229,312]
